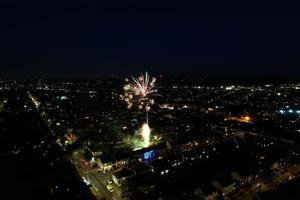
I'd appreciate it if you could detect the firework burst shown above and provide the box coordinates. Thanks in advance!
[121,72,157,111]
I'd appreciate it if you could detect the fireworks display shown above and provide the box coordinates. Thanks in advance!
[121,72,157,111]
[121,72,158,148]
[141,123,151,148]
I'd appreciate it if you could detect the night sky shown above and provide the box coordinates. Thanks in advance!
[1,1,300,78]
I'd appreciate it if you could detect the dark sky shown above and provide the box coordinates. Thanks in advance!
[1,1,300,78]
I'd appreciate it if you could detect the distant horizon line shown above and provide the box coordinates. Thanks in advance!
[1,76,300,82]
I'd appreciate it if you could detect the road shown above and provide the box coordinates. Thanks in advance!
[72,150,125,200]
[28,93,121,200]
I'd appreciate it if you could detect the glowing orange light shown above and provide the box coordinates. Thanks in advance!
[244,116,250,121]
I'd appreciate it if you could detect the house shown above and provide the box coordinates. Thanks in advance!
[112,168,134,186]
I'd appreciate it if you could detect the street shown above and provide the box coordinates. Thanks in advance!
[72,150,125,200]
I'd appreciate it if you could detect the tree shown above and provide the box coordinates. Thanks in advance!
[83,149,93,161]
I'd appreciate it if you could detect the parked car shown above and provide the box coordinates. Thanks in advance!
[107,179,113,184]
[106,184,114,192]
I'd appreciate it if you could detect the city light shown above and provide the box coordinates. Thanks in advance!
[244,116,250,121]
[4,3,300,200]
[278,108,300,115]
[240,115,252,123]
